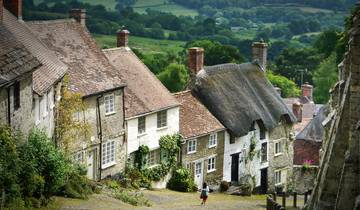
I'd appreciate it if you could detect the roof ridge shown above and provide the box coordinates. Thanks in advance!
[173,90,191,95]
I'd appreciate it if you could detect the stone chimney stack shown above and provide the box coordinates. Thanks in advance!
[4,0,22,20]
[188,47,204,76]
[302,82,313,101]
[70,9,86,26]
[252,41,268,70]
[117,29,130,47]
[292,102,303,122]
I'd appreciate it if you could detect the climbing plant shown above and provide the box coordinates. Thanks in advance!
[55,75,90,153]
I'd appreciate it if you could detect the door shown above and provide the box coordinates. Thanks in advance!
[194,161,203,189]
[87,150,95,180]
[231,153,239,182]
[260,168,268,194]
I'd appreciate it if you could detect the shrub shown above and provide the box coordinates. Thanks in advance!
[220,181,229,192]
[114,190,151,207]
[167,167,197,192]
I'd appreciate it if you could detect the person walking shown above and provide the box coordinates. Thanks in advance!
[200,182,209,206]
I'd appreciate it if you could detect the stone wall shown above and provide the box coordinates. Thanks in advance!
[181,130,225,187]
[268,121,294,193]
[293,166,318,194]
[308,10,360,210]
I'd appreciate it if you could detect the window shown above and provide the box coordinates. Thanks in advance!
[230,135,235,144]
[157,110,167,128]
[146,150,159,167]
[102,140,116,168]
[185,162,191,170]
[207,157,216,172]
[104,94,115,115]
[138,116,146,134]
[209,133,217,148]
[187,139,197,154]
[73,151,83,163]
[13,82,20,110]
[275,170,282,185]
[261,143,268,162]
[275,141,283,155]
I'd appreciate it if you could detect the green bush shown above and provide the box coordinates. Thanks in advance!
[167,167,197,192]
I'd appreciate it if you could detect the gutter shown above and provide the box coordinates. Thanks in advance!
[125,104,180,121]
[96,94,103,180]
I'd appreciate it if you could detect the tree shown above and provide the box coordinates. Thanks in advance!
[157,63,189,92]
[313,53,338,104]
[267,71,300,97]
[314,30,341,58]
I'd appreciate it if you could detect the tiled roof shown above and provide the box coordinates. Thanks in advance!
[294,139,321,165]
[3,9,67,95]
[103,47,179,118]
[28,20,126,96]
[174,91,225,139]
[0,25,40,86]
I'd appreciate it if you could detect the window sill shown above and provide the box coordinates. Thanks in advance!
[208,145,217,149]
[105,111,116,116]
[274,153,283,157]
[102,161,116,169]
[137,133,147,138]
[187,151,196,155]
[207,169,216,173]
[156,126,168,131]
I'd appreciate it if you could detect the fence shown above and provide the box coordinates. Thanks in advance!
[266,190,312,210]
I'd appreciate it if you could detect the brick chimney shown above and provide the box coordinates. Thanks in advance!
[4,0,22,20]
[70,9,86,26]
[302,82,313,101]
[188,47,204,76]
[117,29,130,47]
[292,102,303,122]
[252,41,268,70]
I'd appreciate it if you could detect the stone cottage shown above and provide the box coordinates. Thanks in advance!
[188,44,296,193]
[174,90,226,189]
[0,0,67,138]
[103,30,180,188]
[28,9,127,180]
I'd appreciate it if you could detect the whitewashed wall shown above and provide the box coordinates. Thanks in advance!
[127,106,180,155]
[223,122,269,187]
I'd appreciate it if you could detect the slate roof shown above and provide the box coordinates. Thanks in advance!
[3,9,67,95]
[0,24,40,87]
[28,19,126,97]
[296,105,328,142]
[192,62,296,137]
[174,91,225,139]
[103,47,179,118]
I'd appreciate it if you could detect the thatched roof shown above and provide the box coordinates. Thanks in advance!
[192,62,296,137]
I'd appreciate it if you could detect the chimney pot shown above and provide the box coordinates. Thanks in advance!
[292,102,303,122]
[252,41,268,71]
[70,9,86,26]
[4,0,22,19]
[301,82,313,101]
[117,29,130,47]
[188,47,204,76]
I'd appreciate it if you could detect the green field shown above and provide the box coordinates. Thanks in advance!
[133,0,198,17]
[34,0,117,11]
[94,34,186,55]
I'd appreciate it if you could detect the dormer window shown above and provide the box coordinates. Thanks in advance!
[104,94,115,115]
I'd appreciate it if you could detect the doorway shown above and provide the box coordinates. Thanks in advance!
[260,168,268,194]
[194,161,203,189]
[231,153,239,182]
[87,150,96,180]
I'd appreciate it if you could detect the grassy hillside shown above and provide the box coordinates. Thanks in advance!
[133,0,198,16]
[94,34,186,55]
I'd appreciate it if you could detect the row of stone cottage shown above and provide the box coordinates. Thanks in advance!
[1,0,304,193]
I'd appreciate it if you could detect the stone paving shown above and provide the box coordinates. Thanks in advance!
[45,189,267,210]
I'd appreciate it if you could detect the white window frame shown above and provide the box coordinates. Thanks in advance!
[275,140,283,156]
[146,150,158,167]
[187,139,197,154]
[73,151,84,163]
[157,110,167,128]
[275,170,283,185]
[208,133,217,148]
[207,156,216,173]
[138,116,146,135]
[261,142,268,163]
[104,94,115,115]
[102,140,116,169]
